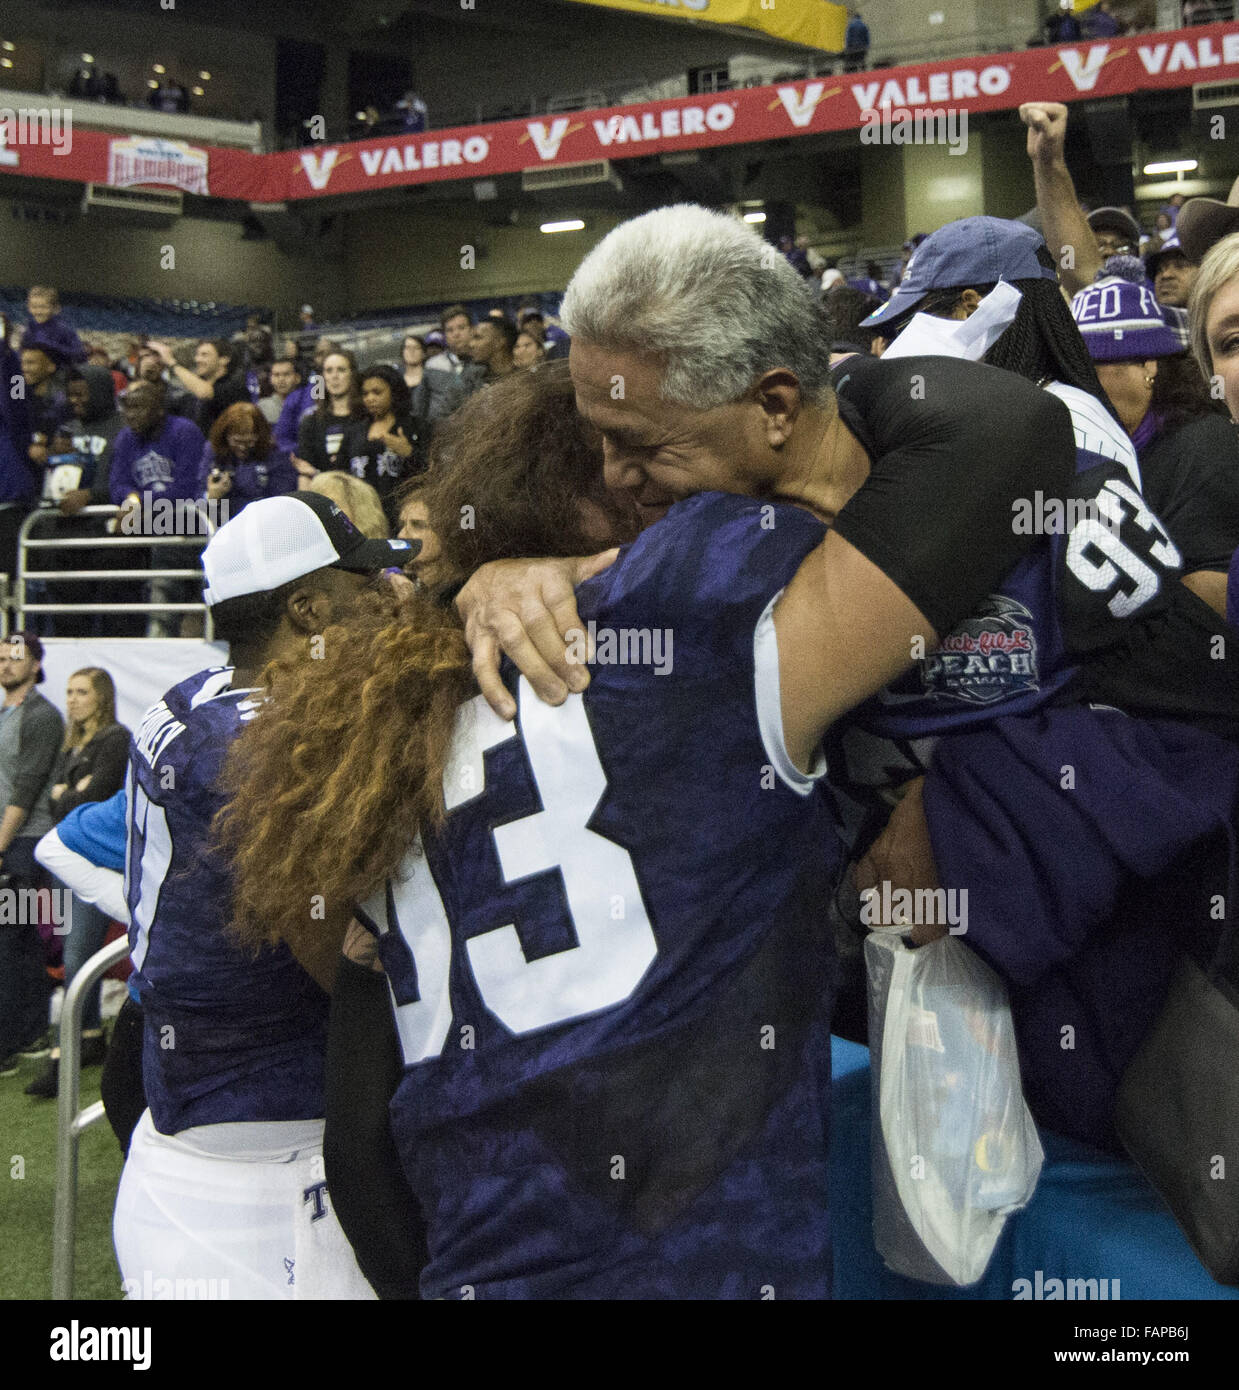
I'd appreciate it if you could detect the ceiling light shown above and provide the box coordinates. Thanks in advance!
[1,42,14,53]
[199,71,211,81]
[743,211,767,223]
[0,58,12,69]
[152,63,166,75]
[192,86,205,96]
[1142,159,1198,175]
[541,219,585,233]
[82,53,94,64]
[147,79,159,89]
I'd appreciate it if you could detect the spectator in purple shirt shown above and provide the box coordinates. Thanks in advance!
[109,382,205,510]
[1083,0,1122,38]
[19,286,87,367]
[199,402,296,516]
[109,382,207,636]
[271,357,317,455]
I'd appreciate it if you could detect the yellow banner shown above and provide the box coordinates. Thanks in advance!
[561,0,849,53]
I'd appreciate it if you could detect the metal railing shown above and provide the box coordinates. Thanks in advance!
[17,506,214,640]
[0,84,264,151]
[52,934,130,1301]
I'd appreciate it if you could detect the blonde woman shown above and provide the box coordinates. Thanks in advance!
[308,470,389,538]
[1189,231,1239,626]
[27,668,129,1098]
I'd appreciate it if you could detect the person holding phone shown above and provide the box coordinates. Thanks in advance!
[200,403,296,518]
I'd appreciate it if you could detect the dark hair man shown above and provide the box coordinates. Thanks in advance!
[114,491,414,1298]
[109,381,206,518]
[0,633,66,1073]
[20,344,69,471]
[1144,244,1199,310]
[463,317,518,387]
[134,347,193,420]
[425,305,472,376]
[271,358,317,457]
[146,338,250,437]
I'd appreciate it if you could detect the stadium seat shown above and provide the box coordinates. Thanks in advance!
[828,1038,1239,1301]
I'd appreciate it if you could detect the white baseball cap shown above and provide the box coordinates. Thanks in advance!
[202,491,417,607]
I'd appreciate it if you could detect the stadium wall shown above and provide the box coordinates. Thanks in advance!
[0,195,348,320]
[345,204,629,309]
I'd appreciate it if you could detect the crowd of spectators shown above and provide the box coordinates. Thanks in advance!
[0,293,567,636]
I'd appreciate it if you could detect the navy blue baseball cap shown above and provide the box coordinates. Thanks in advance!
[1144,235,1193,280]
[861,216,1059,329]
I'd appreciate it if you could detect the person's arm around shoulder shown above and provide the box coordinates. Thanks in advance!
[293,411,321,484]
[777,363,1077,767]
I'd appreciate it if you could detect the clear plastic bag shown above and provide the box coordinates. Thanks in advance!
[865,930,1044,1285]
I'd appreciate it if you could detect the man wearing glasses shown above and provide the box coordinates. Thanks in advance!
[1021,101,1191,348]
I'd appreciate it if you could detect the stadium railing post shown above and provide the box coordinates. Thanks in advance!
[52,934,130,1301]
[17,506,215,633]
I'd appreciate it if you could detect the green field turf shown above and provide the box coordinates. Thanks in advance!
[0,1054,124,1301]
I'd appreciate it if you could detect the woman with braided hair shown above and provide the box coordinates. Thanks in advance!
[861,214,1121,422]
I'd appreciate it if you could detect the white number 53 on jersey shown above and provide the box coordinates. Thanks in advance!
[367,683,658,1065]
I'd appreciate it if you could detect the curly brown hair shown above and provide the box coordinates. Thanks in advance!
[214,359,640,956]
[414,358,638,576]
[208,401,273,462]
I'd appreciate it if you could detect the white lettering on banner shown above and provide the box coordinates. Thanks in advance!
[359,136,489,178]
[850,65,1007,112]
[1137,33,1239,72]
[299,148,340,190]
[1057,44,1111,92]
[592,101,733,146]
[776,82,827,128]
[526,117,572,160]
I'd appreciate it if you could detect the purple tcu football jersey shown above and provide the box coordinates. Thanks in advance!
[361,492,840,1300]
[126,667,330,1135]
[854,383,1157,740]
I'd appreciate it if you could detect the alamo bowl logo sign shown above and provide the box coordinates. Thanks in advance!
[921,594,1039,705]
[108,136,209,195]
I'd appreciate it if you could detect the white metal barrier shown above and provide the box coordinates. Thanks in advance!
[51,935,130,1301]
[16,506,214,640]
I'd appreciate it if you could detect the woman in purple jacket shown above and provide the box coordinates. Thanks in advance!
[200,402,296,518]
